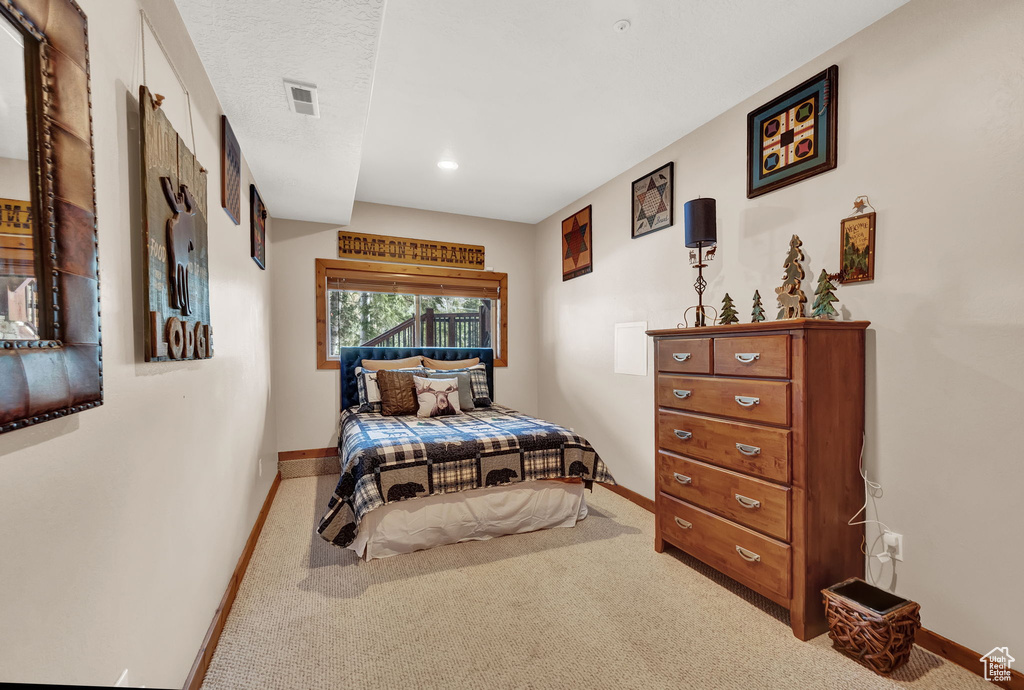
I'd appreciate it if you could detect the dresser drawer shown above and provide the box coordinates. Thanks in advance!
[657,375,790,426]
[657,451,790,540]
[714,335,790,378]
[656,337,712,374]
[657,409,790,483]
[659,493,791,603]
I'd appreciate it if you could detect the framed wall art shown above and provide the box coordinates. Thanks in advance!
[221,115,241,225]
[747,65,838,199]
[140,86,213,362]
[840,211,875,283]
[631,162,673,239]
[561,204,593,281]
[250,184,267,270]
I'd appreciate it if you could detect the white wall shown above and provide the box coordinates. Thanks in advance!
[0,0,277,686]
[534,0,1023,657]
[0,156,29,200]
[271,201,537,452]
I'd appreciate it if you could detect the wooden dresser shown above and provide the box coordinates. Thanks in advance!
[647,319,869,640]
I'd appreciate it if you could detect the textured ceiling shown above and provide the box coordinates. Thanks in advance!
[174,0,908,225]
[174,0,385,225]
[355,0,909,223]
[0,18,28,161]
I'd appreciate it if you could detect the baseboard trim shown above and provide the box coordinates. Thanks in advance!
[278,446,337,461]
[916,627,1023,689]
[183,471,282,690]
[601,482,655,513]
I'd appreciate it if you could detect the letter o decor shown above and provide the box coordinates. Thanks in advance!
[166,318,185,359]
[184,323,196,359]
[0,0,103,434]
[194,322,207,359]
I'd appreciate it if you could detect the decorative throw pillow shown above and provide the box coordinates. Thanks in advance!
[414,376,462,418]
[377,370,418,416]
[355,366,425,413]
[427,371,474,411]
[422,356,480,370]
[424,363,491,407]
[359,355,423,371]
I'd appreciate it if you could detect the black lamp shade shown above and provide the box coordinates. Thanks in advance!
[684,198,717,248]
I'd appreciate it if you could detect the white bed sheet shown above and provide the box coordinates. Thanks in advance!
[347,480,588,560]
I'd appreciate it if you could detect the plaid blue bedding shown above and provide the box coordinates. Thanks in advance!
[317,405,615,547]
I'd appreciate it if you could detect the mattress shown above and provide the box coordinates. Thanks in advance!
[348,479,588,560]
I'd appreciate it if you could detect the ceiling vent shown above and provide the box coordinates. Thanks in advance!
[284,79,320,118]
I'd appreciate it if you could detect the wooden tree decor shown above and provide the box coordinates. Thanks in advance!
[776,234,807,319]
[812,269,840,319]
[719,293,739,324]
[751,290,766,323]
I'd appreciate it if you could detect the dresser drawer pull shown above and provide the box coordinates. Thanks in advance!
[674,517,693,530]
[734,352,760,364]
[673,473,692,485]
[672,352,692,362]
[674,429,693,441]
[673,389,692,399]
[735,443,761,456]
[735,546,761,562]
[735,494,761,509]
[734,395,760,407]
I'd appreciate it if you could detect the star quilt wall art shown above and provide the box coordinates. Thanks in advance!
[631,162,673,238]
[747,65,838,198]
[562,204,593,281]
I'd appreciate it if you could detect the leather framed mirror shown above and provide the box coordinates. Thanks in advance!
[0,0,101,434]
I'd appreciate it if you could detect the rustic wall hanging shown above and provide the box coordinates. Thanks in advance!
[221,115,241,225]
[747,65,838,198]
[562,205,593,281]
[337,231,485,270]
[0,0,103,434]
[250,184,267,270]
[631,162,673,239]
[840,196,876,283]
[140,86,213,361]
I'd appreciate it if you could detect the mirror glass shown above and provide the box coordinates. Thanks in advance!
[0,13,37,340]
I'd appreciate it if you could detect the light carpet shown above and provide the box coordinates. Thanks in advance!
[202,476,986,690]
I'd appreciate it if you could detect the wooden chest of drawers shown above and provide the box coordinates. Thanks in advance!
[648,319,869,641]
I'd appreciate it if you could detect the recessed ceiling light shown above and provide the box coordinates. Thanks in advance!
[437,160,459,170]
[613,19,631,33]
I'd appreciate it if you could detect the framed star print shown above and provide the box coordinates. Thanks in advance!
[562,205,593,281]
[747,65,838,199]
[631,162,673,238]
[221,116,241,225]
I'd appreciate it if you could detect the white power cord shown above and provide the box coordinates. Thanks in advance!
[847,432,892,571]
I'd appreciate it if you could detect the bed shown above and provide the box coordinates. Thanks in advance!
[316,347,615,559]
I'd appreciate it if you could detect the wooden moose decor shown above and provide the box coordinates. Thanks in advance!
[140,86,213,361]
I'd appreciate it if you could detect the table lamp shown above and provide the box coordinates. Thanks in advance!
[684,198,717,327]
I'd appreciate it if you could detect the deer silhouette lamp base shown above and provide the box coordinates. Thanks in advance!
[683,198,718,328]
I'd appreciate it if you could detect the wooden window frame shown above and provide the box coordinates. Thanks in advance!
[315,258,508,370]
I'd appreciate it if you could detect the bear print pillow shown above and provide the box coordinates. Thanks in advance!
[414,376,462,418]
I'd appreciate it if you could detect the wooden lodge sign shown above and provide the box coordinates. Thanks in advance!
[139,86,213,361]
[338,231,485,270]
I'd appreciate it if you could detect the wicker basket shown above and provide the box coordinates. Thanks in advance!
[822,578,921,676]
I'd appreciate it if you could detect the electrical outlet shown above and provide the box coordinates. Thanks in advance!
[258,457,263,478]
[883,530,904,561]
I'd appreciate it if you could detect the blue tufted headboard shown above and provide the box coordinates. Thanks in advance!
[339,347,495,410]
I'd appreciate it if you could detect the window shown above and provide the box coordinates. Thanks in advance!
[315,258,508,369]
